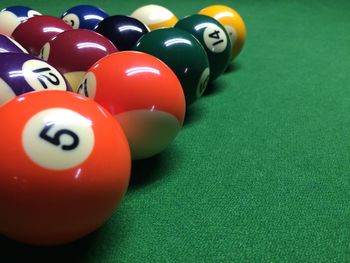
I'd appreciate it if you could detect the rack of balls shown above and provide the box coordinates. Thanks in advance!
[0,4,246,246]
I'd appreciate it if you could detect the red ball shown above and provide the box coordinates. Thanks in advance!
[40,29,118,92]
[12,15,72,56]
[0,91,131,245]
[77,51,186,159]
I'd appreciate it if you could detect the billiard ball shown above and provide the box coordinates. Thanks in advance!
[94,15,149,51]
[175,14,232,81]
[39,29,117,92]
[61,4,108,30]
[77,51,185,160]
[0,6,42,36]
[199,5,246,61]
[130,4,178,31]
[12,15,72,56]
[0,53,71,105]
[0,90,131,245]
[134,28,209,105]
[0,34,28,53]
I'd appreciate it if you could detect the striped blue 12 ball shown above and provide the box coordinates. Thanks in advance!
[61,5,109,30]
[0,53,71,105]
[0,6,42,36]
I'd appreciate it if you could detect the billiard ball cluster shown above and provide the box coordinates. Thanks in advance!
[0,4,246,245]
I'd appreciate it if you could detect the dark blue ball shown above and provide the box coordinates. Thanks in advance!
[61,5,108,30]
[1,6,41,22]
[0,6,41,36]
[94,15,149,51]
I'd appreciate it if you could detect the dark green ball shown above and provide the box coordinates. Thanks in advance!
[134,28,210,105]
[175,14,232,81]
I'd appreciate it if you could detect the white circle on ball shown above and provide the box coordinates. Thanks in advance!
[62,13,80,29]
[225,25,237,47]
[27,10,42,18]
[196,67,210,98]
[39,42,50,61]
[22,59,68,91]
[77,72,97,99]
[22,108,95,170]
[203,24,228,53]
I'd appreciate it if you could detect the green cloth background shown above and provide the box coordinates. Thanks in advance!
[1,0,350,262]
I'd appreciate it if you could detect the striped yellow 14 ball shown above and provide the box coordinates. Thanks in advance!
[199,5,246,61]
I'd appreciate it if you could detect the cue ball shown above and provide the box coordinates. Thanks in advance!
[0,52,71,105]
[40,29,118,92]
[130,4,178,31]
[0,6,42,36]
[61,4,109,30]
[175,14,232,81]
[199,5,246,61]
[77,51,186,160]
[0,91,131,245]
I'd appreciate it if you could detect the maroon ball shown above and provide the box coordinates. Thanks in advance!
[39,29,118,91]
[12,15,72,56]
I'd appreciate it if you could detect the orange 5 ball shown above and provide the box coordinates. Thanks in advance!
[0,91,131,245]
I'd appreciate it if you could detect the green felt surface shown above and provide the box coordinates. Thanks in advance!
[1,0,350,262]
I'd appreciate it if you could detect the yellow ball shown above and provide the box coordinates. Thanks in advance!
[199,5,246,61]
[131,5,178,31]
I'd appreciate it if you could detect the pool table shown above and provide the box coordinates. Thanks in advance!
[1,0,350,262]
